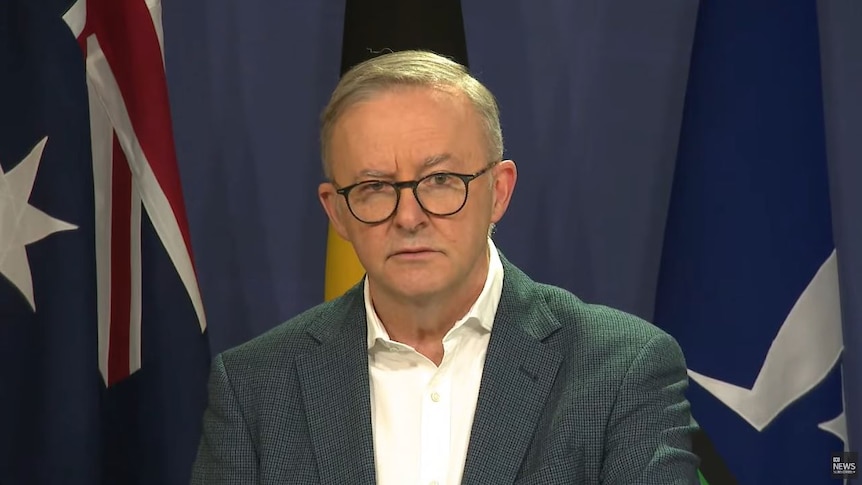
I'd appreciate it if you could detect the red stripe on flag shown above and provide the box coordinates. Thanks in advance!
[108,136,132,386]
[86,0,195,263]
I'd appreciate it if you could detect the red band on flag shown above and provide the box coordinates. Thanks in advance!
[108,135,132,386]
[85,0,195,265]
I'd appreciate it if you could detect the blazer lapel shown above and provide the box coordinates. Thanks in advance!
[296,290,376,484]
[460,259,564,484]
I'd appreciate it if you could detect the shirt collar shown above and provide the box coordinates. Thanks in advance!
[365,237,505,350]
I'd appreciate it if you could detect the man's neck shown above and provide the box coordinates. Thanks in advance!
[369,257,490,365]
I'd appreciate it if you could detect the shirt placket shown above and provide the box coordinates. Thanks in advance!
[418,340,459,485]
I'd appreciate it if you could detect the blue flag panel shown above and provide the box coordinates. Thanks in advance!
[655,1,845,483]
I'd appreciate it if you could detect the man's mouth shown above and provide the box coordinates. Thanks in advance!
[391,247,437,258]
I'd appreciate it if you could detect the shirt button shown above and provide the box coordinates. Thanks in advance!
[430,392,440,402]
[388,346,398,352]
[429,481,439,485]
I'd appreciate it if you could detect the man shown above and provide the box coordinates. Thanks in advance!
[192,50,699,484]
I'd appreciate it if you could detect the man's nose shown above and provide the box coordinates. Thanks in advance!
[392,187,428,229]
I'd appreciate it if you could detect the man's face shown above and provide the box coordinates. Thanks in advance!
[319,86,516,302]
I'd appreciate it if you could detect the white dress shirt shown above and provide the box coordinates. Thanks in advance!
[365,238,505,485]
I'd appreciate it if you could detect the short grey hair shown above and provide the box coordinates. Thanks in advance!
[320,50,504,179]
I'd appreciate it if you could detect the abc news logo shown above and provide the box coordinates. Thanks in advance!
[832,452,858,479]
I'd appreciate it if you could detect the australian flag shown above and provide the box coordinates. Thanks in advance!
[0,1,210,484]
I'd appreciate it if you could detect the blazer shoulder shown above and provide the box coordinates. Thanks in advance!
[536,283,675,353]
[219,288,361,369]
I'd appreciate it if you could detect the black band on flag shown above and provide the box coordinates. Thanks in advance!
[693,428,738,485]
[341,0,469,74]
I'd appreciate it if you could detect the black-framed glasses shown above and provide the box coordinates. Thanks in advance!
[335,161,499,224]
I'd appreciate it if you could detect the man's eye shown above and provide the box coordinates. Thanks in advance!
[357,182,387,193]
[431,174,453,185]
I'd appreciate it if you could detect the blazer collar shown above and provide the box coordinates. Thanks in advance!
[460,255,564,483]
[296,294,376,484]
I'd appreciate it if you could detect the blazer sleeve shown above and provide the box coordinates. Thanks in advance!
[601,333,701,484]
[190,353,259,484]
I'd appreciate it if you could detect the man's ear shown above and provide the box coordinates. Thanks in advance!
[490,160,517,223]
[318,182,350,241]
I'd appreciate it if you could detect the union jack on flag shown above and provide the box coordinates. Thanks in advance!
[63,0,206,386]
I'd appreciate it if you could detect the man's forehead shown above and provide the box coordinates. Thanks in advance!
[327,88,484,181]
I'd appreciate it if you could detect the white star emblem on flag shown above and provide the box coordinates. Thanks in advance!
[0,136,78,311]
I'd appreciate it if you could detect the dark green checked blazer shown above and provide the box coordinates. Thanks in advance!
[191,254,700,484]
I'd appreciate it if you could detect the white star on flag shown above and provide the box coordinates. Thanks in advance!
[0,136,78,312]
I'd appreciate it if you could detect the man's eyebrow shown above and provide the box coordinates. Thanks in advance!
[422,153,454,169]
[355,168,392,180]
[354,153,456,181]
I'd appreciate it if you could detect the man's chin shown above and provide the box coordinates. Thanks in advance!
[379,275,446,302]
